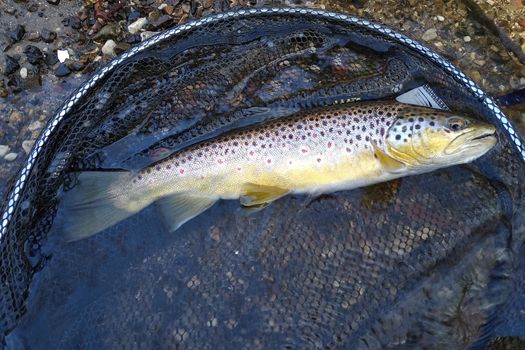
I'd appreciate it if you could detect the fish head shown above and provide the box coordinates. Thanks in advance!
[384,108,497,169]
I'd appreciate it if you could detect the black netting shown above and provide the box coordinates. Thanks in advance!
[1,8,524,349]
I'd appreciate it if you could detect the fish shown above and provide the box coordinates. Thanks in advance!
[60,101,497,241]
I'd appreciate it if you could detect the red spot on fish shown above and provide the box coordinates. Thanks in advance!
[312,133,318,138]
[267,159,272,164]
[218,159,224,164]
[301,148,308,154]
[317,158,321,163]
[346,147,352,153]
[327,142,332,148]
[249,151,254,156]
[179,169,185,174]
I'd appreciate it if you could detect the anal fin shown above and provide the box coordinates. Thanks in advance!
[157,193,217,232]
[240,183,289,207]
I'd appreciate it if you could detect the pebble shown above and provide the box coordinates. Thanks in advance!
[64,59,84,71]
[9,111,23,124]
[20,67,28,79]
[148,14,172,30]
[46,0,60,5]
[93,23,121,40]
[128,18,148,34]
[45,52,59,66]
[57,50,70,63]
[55,63,71,77]
[463,36,471,42]
[27,31,41,42]
[24,45,44,65]
[436,15,445,22]
[4,55,20,75]
[422,28,438,41]
[114,42,131,55]
[8,25,25,43]
[28,120,43,131]
[22,140,35,155]
[141,31,157,41]
[101,39,117,56]
[0,145,10,158]
[128,10,141,22]
[41,29,57,43]
[4,153,18,162]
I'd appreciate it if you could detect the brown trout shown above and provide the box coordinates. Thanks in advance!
[62,101,497,241]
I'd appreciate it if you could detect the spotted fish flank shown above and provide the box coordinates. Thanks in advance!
[61,101,497,241]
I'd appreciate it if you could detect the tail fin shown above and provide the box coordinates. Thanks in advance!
[59,171,136,242]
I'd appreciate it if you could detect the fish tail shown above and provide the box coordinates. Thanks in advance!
[60,171,138,242]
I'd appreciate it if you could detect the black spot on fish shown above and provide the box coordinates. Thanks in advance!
[429,121,435,126]
[418,117,424,122]
[395,135,401,140]
[415,125,421,130]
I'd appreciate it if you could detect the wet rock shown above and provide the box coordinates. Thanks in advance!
[436,15,445,22]
[41,29,57,43]
[0,80,8,98]
[4,55,20,75]
[45,52,59,66]
[27,3,39,12]
[7,76,22,93]
[128,18,148,34]
[26,31,41,42]
[163,5,175,15]
[8,25,25,43]
[0,146,10,158]
[28,120,43,131]
[22,140,35,155]
[463,36,472,42]
[101,39,117,56]
[69,16,82,30]
[4,153,18,162]
[93,23,121,40]
[46,0,60,5]
[422,28,438,41]
[148,11,172,30]
[55,63,71,77]
[5,7,16,15]
[24,45,44,65]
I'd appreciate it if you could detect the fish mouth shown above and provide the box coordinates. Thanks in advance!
[471,130,497,141]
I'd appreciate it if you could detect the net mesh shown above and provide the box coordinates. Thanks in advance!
[1,8,524,349]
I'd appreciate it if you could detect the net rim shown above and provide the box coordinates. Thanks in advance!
[1,6,523,239]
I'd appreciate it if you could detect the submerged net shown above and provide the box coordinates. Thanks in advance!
[1,7,525,349]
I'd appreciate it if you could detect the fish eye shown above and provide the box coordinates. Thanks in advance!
[446,117,467,131]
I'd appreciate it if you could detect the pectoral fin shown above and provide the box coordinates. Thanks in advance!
[157,193,217,232]
[371,141,406,173]
[240,183,289,207]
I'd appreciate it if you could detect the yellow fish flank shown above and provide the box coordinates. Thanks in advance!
[61,101,497,241]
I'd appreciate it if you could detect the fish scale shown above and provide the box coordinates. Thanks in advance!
[61,101,496,241]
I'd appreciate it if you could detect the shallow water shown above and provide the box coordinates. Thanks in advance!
[3,9,525,350]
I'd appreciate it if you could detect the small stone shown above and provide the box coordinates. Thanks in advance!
[28,120,42,131]
[22,140,34,154]
[128,18,148,34]
[463,36,471,42]
[436,15,445,22]
[140,31,157,41]
[5,7,16,15]
[46,0,60,5]
[467,69,481,83]
[57,49,69,63]
[4,153,18,161]
[4,55,20,75]
[55,63,71,77]
[101,39,117,56]
[0,145,10,158]
[519,19,525,28]
[422,28,438,41]
[148,15,171,30]
[93,23,121,40]
[9,110,23,124]
[163,5,175,15]
[27,31,41,42]
[45,52,59,66]
[128,9,141,22]
[24,45,44,65]
[20,67,28,79]
[64,59,84,71]
[125,34,141,44]
[8,24,25,43]
[41,29,57,43]
[69,16,82,30]
[486,0,494,5]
